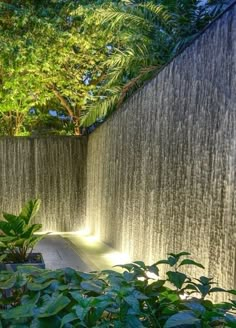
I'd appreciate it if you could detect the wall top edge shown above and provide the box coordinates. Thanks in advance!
[0,136,88,140]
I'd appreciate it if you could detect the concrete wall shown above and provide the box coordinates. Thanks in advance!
[86,3,236,295]
[0,137,87,231]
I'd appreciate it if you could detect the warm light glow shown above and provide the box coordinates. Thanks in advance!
[138,277,146,281]
[85,235,99,244]
[77,228,91,236]
[38,231,133,270]
[146,271,159,280]
[180,293,189,300]
[103,251,130,266]
[138,271,159,281]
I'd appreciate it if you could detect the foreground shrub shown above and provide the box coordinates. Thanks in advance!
[0,252,235,327]
[0,199,44,263]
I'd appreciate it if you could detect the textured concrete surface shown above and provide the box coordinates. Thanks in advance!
[86,3,236,299]
[0,136,87,231]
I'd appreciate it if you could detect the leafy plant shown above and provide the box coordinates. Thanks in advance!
[80,0,228,127]
[0,199,44,263]
[0,252,234,326]
[0,0,229,135]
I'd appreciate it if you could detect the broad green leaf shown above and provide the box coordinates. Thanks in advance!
[0,254,7,262]
[17,265,44,274]
[124,314,145,328]
[38,294,71,318]
[15,272,28,288]
[2,304,35,319]
[114,263,137,271]
[0,236,16,243]
[132,261,146,269]
[168,252,191,258]
[21,292,40,306]
[154,259,169,265]
[167,271,187,289]
[184,301,206,315]
[60,313,77,328]
[0,274,16,289]
[21,224,43,238]
[124,295,140,312]
[80,280,104,293]
[0,221,14,236]
[75,305,88,321]
[179,259,204,269]
[30,316,61,328]
[164,311,200,327]
[19,199,41,224]
[27,279,58,291]
[2,214,25,234]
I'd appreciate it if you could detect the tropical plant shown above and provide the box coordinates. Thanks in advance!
[0,199,44,263]
[0,252,235,326]
[80,0,228,127]
[0,0,230,134]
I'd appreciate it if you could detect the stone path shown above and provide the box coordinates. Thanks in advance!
[35,233,131,272]
[35,235,91,271]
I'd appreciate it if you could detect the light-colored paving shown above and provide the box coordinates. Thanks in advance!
[35,235,92,271]
[61,232,130,271]
[35,233,131,272]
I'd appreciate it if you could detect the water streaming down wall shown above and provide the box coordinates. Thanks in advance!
[0,137,87,231]
[0,2,235,300]
[86,4,236,297]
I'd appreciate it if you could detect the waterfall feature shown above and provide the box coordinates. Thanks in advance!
[0,2,235,300]
[0,137,87,231]
[86,4,236,298]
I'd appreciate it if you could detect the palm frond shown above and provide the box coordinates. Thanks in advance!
[95,7,150,31]
[81,93,120,127]
[138,2,172,24]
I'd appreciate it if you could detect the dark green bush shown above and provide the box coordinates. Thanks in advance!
[0,252,235,327]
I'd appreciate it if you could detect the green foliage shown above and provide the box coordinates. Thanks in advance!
[0,0,230,133]
[0,253,235,326]
[81,0,228,126]
[0,0,110,135]
[0,199,44,262]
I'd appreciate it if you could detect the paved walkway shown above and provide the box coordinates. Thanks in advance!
[35,233,131,272]
[35,235,91,271]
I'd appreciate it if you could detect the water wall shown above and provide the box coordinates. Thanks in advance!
[86,3,236,295]
[0,137,87,231]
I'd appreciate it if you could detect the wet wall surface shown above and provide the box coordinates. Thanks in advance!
[0,137,87,231]
[86,4,236,297]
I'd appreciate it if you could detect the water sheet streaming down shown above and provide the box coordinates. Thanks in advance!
[0,137,87,231]
[86,4,236,299]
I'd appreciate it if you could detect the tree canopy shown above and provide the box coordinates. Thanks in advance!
[0,0,228,136]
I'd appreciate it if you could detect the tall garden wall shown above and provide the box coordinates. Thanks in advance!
[86,3,236,294]
[0,2,235,297]
[0,137,87,231]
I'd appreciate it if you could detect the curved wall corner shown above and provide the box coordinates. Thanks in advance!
[86,3,236,298]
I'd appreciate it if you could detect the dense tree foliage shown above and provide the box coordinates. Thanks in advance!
[0,0,111,135]
[0,0,228,135]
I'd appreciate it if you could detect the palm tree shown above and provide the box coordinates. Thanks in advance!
[80,0,227,127]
